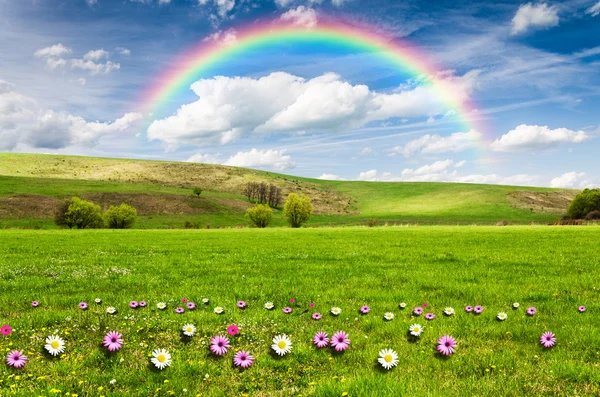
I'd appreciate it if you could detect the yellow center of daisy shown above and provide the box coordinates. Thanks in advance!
[157,354,166,363]
[278,341,287,349]
[384,354,393,363]
[51,341,59,349]
[186,327,192,332]
[414,327,420,332]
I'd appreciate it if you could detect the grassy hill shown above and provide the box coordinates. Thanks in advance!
[0,153,576,228]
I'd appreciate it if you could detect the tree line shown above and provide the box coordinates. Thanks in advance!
[243,182,283,208]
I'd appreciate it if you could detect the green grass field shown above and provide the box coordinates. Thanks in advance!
[1,226,599,396]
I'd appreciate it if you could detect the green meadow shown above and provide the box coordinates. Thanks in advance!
[1,226,599,396]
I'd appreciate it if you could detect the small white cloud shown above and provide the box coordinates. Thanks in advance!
[34,43,72,59]
[116,47,131,56]
[587,1,600,16]
[0,80,14,94]
[358,169,379,181]
[223,149,296,170]
[358,147,374,156]
[318,173,344,180]
[186,153,222,164]
[280,6,318,28]
[389,130,482,157]
[202,29,238,45]
[86,0,98,5]
[331,0,346,6]
[511,3,559,35]
[550,172,597,188]
[71,59,120,75]
[491,124,590,152]
[274,0,294,6]
[83,49,109,61]
[215,0,235,17]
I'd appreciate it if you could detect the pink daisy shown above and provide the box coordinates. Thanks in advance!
[437,335,457,356]
[129,301,138,309]
[313,332,329,348]
[1,325,12,336]
[330,331,351,352]
[474,305,484,314]
[289,298,295,303]
[578,306,586,313]
[526,307,536,316]
[233,350,254,369]
[425,313,436,321]
[422,302,429,308]
[465,305,473,313]
[181,298,188,303]
[139,301,147,307]
[237,301,247,309]
[209,335,230,356]
[31,301,39,307]
[227,325,239,336]
[282,307,292,314]
[413,307,423,316]
[79,302,88,310]
[360,305,370,314]
[102,331,123,352]
[309,302,315,308]
[6,350,27,368]
[312,312,322,320]
[540,332,556,348]
[186,302,196,310]
[174,307,184,314]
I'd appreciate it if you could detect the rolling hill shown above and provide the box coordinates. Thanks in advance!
[0,153,576,229]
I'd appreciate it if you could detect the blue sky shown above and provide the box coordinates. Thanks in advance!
[0,0,598,188]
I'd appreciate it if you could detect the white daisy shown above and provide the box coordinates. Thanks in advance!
[271,334,292,356]
[497,312,508,321]
[157,302,167,310]
[214,306,224,314]
[409,323,423,336]
[106,306,117,314]
[378,348,399,370]
[94,298,102,304]
[151,348,172,370]
[264,302,274,310]
[44,335,65,356]
[182,324,196,337]
[513,302,520,308]
[444,307,455,316]
[399,302,407,309]
[331,307,342,316]
[202,298,209,304]
[383,312,394,321]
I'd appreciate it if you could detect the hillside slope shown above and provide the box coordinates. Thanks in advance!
[0,153,576,228]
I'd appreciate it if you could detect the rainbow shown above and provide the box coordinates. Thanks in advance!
[137,18,486,145]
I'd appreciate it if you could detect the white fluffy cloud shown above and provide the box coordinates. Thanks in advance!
[280,6,318,28]
[223,149,296,170]
[83,49,109,61]
[116,47,131,56]
[202,29,238,45]
[71,59,120,75]
[0,81,141,150]
[511,3,559,35]
[147,71,476,147]
[490,124,590,152]
[35,44,120,75]
[34,43,72,59]
[550,172,597,188]
[389,130,482,157]
[186,153,223,164]
[587,1,600,16]
[318,173,344,180]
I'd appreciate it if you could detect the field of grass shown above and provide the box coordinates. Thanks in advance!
[1,226,599,396]
[0,154,577,228]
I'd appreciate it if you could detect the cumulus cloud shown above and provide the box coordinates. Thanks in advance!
[587,1,600,16]
[0,81,141,150]
[511,3,559,35]
[318,173,344,180]
[147,71,476,147]
[116,47,131,56]
[83,49,109,61]
[71,59,120,75]
[280,6,318,28]
[186,153,223,164]
[550,172,597,188]
[34,43,72,59]
[388,130,482,157]
[358,147,374,156]
[35,43,120,75]
[223,149,296,170]
[490,124,590,152]
[202,29,238,45]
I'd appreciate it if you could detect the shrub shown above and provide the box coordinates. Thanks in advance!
[283,193,313,228]
[246,204,273,228]
[56,197,104,229]
[585,210,600,220]
[184,221,201,229]
[192,187,203,198]
[567,189,600,219]
[366,219,378,227]
[104,203,138,229]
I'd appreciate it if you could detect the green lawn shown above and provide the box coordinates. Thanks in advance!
[1,226,599,396]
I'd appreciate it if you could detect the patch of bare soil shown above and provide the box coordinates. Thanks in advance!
[507,190,577,215]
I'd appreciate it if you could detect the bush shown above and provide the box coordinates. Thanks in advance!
[585,210,600,220]
[104,203,138,229]
[246,204,273,228]
[366,219,378,227]
[184,221,201,229]
[283,193,313,228]
[56,197,104,229]
[567,189,600,219]
[192,187,202,198]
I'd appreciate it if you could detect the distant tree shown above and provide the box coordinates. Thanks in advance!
[246,204,273,228]
[104,203,138,229]
[243,182,282,207]
[57,197,104,229]
[283,193,313,228]
[192,187,203,198]
[567,189,600,219]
